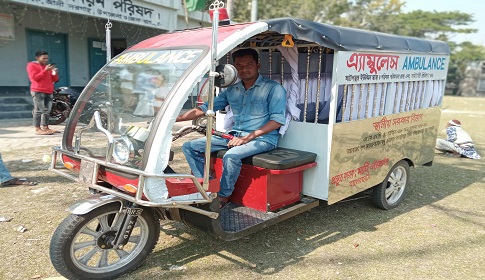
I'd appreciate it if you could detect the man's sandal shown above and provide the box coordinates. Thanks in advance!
[1,178,38,186]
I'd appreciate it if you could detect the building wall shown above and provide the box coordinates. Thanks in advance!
[0,1,209,89]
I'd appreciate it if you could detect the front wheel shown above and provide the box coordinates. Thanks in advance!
[49,100,71,125]
[50,203,160,280]
[372,160,410,210]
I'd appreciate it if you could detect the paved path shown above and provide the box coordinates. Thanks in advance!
[0,119,65,152]
[0,118,193,153]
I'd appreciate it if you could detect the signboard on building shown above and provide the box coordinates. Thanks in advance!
[0,13,15,41]
[9,0,177,29]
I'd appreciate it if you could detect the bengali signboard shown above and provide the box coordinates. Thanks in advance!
[337,51,449,84]
[10,0,175,29]
[327,108,441,204]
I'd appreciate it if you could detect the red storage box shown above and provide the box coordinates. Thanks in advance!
[213,148,317,212]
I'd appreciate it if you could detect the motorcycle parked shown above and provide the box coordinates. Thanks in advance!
[77,91,115,129]
[49,87,78,125]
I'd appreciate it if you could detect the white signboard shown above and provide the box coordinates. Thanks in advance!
[10,0,173,29]
[0,13,15,41]
[337,51,449,84]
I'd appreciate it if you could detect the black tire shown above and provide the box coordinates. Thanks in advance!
[49,100,71,125]
[372,160,410,210]
[50,203,160,280]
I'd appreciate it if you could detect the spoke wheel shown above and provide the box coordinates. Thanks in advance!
[372,160,410,210]
[50,203,160,280]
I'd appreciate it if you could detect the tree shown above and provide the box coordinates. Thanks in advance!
[230,0,348,24]
[229,0,483,95]
[339,0,404,34]
[397,10,476,39]
[447,41,485,95]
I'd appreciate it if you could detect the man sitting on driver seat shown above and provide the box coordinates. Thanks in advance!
[176,48,287,207]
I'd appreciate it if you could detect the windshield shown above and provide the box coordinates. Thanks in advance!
[68,48,204,169]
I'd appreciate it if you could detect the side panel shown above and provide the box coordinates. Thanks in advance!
[328,107,441,204]
[278,122,330,200]
[326,51,449,204]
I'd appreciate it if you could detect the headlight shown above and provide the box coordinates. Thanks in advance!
[112,136,134,164]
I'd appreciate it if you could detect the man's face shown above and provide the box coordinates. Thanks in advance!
[36,54,49,65]
[234,55,260,81]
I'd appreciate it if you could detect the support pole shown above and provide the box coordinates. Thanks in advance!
[105,19,113,131]
[203,1,222,191]
[251,0,258,22]
[105,19,112,63]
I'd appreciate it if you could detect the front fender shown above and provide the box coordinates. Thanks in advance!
[68,194,124,215]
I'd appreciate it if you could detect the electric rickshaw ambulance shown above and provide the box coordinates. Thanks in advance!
[49,10,450,279]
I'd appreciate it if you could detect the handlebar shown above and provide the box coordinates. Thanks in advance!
[210,129,234,140]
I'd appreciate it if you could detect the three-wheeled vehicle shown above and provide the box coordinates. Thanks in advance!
[49,5,450,279]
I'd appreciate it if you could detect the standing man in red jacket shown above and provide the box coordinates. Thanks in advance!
[26,50,59,135]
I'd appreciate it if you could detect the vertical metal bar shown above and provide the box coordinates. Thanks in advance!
[342,84,348,122]
[429,80,435,107]
[136,175,145,201]
[400,82,406,113]
[303,47,311,122]
[280,52,284,85]
[410,81,417,110]
[105,20,112,63]
[357,84,364,119]
[349,84,355,121]
[372,83,378,117]
[105,20,113,132]
[406,81,412,111]
[314,47,323,123]
[268,48,272,80]
[420,80,427,108]
[380,83,387,116]
[202,8,219,191]
[416,81,422,109]
[365,83,371,118]
[393,82,399,113]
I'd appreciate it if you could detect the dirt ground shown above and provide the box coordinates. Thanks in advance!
[0,96,484,280]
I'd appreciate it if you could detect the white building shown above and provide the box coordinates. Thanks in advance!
[0,0,210,95]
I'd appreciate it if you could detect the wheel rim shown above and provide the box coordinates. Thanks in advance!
[70,210,149,274]
[385,166,407,204]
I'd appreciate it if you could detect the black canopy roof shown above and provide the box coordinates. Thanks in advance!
[265,18,450,55]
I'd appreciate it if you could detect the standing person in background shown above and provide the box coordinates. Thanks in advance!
[26,50,59,135]
[151,73,170,113]
[435,119,481,159]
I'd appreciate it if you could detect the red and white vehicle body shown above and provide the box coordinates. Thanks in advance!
[49,15,450,279]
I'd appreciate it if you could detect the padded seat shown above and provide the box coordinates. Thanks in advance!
[214,147,317,170]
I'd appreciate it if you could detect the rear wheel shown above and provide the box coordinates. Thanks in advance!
[372,160,409,210]
[50,203,160,280]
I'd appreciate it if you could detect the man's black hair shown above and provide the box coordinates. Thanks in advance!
[35,50,48,57]
[232,48,258,63]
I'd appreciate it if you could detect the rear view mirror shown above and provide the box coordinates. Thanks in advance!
[214,64,238,88]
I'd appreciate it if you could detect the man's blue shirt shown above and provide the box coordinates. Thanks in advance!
[199,74,286,146]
